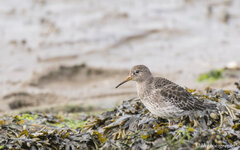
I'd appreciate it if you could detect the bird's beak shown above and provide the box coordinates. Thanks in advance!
[115,76,132,88]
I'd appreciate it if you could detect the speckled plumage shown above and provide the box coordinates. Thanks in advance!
[116,65,216,119]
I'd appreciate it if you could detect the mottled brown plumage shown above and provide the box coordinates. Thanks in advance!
[116,65,216,120]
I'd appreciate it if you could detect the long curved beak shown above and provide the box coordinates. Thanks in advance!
[115,76,132,88]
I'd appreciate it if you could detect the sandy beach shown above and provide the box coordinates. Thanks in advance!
[0,0,240,113]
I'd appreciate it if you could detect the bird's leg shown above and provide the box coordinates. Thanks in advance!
[168,119,174,126]
[189,114,199,127]
[189,115,193,125]
[193,119,199,127]
[178,116,184,127]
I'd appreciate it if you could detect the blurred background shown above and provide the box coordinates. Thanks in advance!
[0,0,240,113]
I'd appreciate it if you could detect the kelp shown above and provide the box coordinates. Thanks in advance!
[1,82,240,149]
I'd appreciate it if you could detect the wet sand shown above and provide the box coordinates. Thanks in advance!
[0,0,240,113]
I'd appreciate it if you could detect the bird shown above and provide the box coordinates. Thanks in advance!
[115,65,216,125]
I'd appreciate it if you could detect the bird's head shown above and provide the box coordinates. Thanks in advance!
[116,65,152,88]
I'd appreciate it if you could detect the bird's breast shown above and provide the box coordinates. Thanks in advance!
[136,83,148,99]
[137,84,155,103]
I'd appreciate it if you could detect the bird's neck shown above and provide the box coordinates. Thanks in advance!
[136,76,153,99]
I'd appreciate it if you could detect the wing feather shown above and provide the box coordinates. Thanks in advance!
[159,84,205,111]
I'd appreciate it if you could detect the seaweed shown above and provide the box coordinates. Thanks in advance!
[198,69,223,83]
[1,82,240,149]
[198,67,240,83]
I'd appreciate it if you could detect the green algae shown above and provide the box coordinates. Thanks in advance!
[62,118,87,129]
[197,69,223,83]
[14,113,88,129]
[18,113,38,121]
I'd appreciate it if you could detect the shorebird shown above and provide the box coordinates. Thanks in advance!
[116,65,216,125]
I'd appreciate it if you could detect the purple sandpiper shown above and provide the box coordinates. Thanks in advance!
[116,65,216,125]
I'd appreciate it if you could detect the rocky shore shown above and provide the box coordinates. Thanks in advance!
[0,82,240,149]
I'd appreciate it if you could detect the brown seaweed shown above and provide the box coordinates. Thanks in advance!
[1,83,240,149]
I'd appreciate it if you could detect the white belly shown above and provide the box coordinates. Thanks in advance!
[136,82,190,119]
[141,98,188,119]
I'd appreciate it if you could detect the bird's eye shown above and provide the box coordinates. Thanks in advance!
[135,70,140,74]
